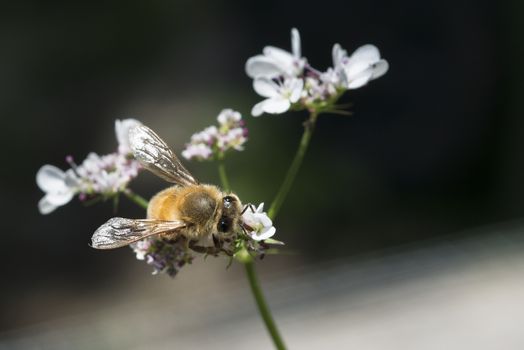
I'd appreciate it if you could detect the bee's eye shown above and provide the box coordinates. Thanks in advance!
[223,196,235,209]
[217,216,231,233]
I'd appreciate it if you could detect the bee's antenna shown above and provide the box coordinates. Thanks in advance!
[241,203,256,215]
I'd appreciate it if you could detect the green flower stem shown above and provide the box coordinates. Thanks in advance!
[123,189,149,210]
[217,157,231,192]
[217,162,287,350]
[268,111,318,220]
[244,259,287,350]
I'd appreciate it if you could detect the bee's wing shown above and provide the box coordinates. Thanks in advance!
[129,125,199,187]
[91,217,186,249]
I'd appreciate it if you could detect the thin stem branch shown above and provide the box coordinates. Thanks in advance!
[123,189,149,210]
[244,260,287,350]
[268,111,318,220]
[217,161,287,350]
[217,157,231,192]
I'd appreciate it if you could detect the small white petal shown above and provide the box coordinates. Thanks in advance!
[251,100,267,117]
[291,28,301,58]
[349,44,381,64]
[38,196,58,215]
[371,59,389,79]
[344,60,373,81]
[332,43,346,68]
[252,226,276,241]
[255,213,272,227]
[261,97,291,114]
[256,203,265,212]
[245,56,282,78]
[289,78,304,103]
[263,46,294,68]
[115,118,142,154]
[36,165,67,193]
[346,73,373,89]
[46,190,75,206]
[217,109,241,124]
[253,78,280,98]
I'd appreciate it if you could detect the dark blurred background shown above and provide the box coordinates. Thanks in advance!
[1,0,524,345]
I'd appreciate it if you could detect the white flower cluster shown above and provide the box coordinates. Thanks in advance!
[245,28,389,116]
[241,203,276,241]
[131,237,192,277]
[182,109,248,161]
[36,119,143,214]
[74,152,141,195]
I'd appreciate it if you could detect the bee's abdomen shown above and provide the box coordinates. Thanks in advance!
[147,187,180,220]
[180,190,217,227]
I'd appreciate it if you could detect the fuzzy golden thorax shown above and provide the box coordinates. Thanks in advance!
[147,184,243,241]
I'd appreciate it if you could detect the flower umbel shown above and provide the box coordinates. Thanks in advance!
[36,119,143,214]
[73,152,141,196]
[182,109,248,161]
[131,237,193,277]
[245,28,389,116]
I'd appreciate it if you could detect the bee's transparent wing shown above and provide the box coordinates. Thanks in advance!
[129,125,198,186]
[91,217,186,249]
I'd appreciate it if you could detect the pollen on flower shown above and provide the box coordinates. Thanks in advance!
[130,237,193,277]
[182,109,248,161]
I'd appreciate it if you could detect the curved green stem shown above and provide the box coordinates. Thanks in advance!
[268,112,318,220]
[217,161,287,350]
[123,189,149,210]
[244,260,286,350]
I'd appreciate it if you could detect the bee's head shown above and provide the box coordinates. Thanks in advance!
[216,194,242,234]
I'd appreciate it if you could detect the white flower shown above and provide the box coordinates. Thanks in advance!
[115,118,143,154]
[245,28,306,79]
[218,128,247,151]
[332,44,389,89]
[36,165,79,214]
[217,109,242,125]
[190,126,218,145]
[242,203,276,241]
[75,152,141,194]
[131,238,152,260]
[182,109,248,160]
[181,143,213,160]
[37,120,143,214]
[251,77,304,117]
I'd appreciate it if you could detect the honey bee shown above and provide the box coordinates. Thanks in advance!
[91,125,245,251]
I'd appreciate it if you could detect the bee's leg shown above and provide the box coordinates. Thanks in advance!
[212,234,220,249]
[181,238,190,264]
[184,237,191,252]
